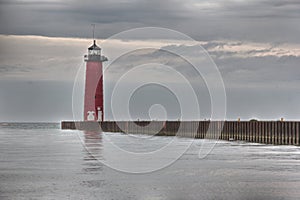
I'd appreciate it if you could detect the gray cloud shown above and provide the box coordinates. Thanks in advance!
[1,35,298,88]
[217,55,300,86]
[106,42,300,90]
[0,65,32,73]
[0,1,300,121]
[0,0,299,43]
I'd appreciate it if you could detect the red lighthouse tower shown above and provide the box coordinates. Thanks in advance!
[83,39,107,121]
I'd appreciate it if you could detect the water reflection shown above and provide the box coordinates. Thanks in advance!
[82,131,104,173]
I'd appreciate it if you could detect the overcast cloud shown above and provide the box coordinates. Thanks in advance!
[0,0,299,121]
[1,0,300,43]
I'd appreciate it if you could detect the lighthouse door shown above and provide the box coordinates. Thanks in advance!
[97,107,102,121]
[87,111,95,121]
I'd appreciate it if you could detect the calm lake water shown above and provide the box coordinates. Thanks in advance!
[0,123,300,200]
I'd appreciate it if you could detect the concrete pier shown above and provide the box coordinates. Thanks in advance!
[61,121,300,146]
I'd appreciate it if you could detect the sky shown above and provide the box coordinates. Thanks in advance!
[0,0,300,122]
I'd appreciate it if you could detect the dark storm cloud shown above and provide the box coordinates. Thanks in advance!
[0,0,299,43]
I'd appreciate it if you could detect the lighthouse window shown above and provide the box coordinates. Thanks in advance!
[89,49,101,55]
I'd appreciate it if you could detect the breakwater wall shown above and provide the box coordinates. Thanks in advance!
[61,121,300,145]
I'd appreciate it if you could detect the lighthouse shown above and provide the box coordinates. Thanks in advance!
[83,39,107,121]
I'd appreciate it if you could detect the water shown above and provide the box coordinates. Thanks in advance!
[0,123,300,200]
